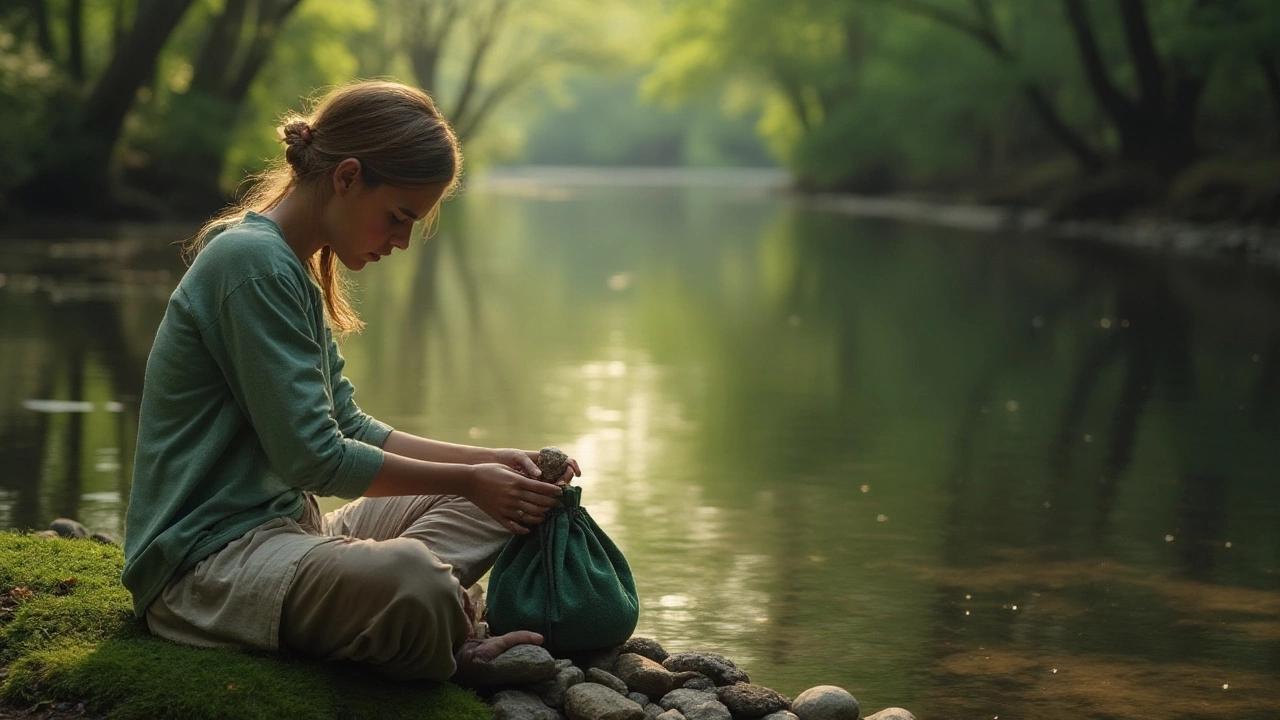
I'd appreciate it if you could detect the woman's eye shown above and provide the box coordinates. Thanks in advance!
[389,213,405,225]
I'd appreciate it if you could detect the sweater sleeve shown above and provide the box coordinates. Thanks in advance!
[198,272,383,499]
[325,326,394,446]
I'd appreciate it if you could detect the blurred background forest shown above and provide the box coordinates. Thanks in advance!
[1,0,1278,224]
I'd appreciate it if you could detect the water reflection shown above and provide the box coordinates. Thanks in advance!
[2,179,1279,718]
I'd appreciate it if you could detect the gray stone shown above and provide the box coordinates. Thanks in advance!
[791,686,859,720]
[491,689,559,720]
[565,683,647,720]
[48,518,89,540]
[557,659,577,671]
[620,636,669,663]
[761,713,800,720]
[655,711,686,720]
[662,652,749,687]
[475,644,558,685]
[573,645,625,672]
[536,665,586,708]
[614,653,679,699]
[644,704,666,718]
[587,667,630,695]
[863,710,914,720]
[716,683,790,718]
[89,532,119,545]
[628,692,650,707]
[658,689,732,720]
[33,530,59,539]
[681,676,716,692]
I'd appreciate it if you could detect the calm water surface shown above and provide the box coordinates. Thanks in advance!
[2,170,1279,719]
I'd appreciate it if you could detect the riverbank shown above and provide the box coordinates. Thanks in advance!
[0,533,488,720]
[2,530,919,720]
[475,166,1280,269]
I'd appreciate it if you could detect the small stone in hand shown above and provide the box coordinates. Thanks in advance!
[538,447,570,485]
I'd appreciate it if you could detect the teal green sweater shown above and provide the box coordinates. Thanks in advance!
[122,213,391,617]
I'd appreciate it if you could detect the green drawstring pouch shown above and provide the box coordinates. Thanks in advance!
[485,484,639,654]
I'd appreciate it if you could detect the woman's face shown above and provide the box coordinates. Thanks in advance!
[324,160,447,271]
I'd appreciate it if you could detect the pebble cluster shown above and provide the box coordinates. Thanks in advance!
[474,636,915,720]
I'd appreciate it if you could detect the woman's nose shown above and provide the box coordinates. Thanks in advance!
[390,234,410,250]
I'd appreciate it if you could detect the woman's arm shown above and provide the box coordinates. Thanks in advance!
[363,452,562,535]
[381,431,499,466]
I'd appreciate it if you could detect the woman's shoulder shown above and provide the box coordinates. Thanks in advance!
[185,214,309,291]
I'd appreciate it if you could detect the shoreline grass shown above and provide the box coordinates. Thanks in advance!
[0,533,490,720]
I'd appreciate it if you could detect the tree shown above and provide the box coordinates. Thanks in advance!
[13,0,198,212]
[130,0,307,212]
[393,0,614,143]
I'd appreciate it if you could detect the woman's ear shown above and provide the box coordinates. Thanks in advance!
[332,158,363,196]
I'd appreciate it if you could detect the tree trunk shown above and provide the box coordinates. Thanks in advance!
[134,0,302,212]
[1062,0,1202,175]
[17,0,196,211]
[67,0,85,82]
[1261,53,1280,148]
[892,0,1105,171]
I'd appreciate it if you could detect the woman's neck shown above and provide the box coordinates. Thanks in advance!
[264,189,328,263]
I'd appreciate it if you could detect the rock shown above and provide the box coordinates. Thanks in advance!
[48,518,89,540]
[614,653,679,698]
[863,710,914,720]
[658,688,731,720]
[645,704,666,718]
[761,713,800,720]
[656,711,686,720]
[90,532,119,545]
[662,652,748,686]
[587,667,630,695]
[535,665,585,708]
[33,530,59,539]
[491,690,559,720]
[716,683,791,718]
[539,446,571,484]
[621,637,670,663]
[565,683,647,720]
[557,659,577,671]
[628,692,650,707]
[681,676,716,692]
[572,645,625,672]
[474,644,558,685]
[791,686,859,720]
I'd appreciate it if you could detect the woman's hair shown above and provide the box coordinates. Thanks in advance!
[188,80,462,334]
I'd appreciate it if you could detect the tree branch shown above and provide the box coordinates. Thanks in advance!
[1021,82,1105,170]
[68,0,84,82]
[1117,0,1165,116]
[28,0,55,59]
[1261,53,1280,145]
[892,0,1011,60]
[1061,0,1136,129]
[404,0,463,95]
[450,0,512,133]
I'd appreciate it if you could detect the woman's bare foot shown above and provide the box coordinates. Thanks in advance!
[453,630,544,686]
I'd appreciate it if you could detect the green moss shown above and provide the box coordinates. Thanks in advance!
[0,533,491,720]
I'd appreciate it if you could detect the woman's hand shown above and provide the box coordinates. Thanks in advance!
[493,448,582,486]
[467,463,563,535]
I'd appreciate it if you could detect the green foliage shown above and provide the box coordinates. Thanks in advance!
[0,534,490,720]
[0,29,64,211]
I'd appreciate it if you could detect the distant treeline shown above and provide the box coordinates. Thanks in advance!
[648,0,1280,223]
[1,0,1277,223]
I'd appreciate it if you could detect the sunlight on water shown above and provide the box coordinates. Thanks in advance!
[2,177,1280,717]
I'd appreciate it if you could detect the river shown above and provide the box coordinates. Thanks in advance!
[2,169,1278,718]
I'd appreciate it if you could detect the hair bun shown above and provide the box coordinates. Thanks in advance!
[281,120,313,145]
[280,119,315,172]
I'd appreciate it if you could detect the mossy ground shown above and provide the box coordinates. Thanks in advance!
[0,533,491,720]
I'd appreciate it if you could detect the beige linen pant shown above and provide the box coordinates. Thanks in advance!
[146,493,509,681]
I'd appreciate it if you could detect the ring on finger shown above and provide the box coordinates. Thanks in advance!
[515,508,525,520]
